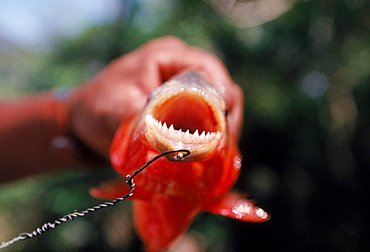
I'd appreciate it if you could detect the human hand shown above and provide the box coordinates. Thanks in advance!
[66,36,243,158]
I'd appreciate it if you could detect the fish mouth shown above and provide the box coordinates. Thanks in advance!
[142,72,226,162]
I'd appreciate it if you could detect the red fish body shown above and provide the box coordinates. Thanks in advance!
[90,72,269,251]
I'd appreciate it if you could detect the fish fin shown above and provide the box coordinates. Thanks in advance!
[203,191,270,222]
[89,178,131,200]
[133,195,200,252]
[90,178,151,200]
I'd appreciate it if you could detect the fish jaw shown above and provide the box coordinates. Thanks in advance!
[137,72,227,162]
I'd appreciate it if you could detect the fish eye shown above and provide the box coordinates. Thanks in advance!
[224,110,229,117]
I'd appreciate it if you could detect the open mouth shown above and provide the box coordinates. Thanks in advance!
[144,92,225,162]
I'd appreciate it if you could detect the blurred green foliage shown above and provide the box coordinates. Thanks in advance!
[1,0,370,251]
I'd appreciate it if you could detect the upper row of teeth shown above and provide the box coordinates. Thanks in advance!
[145,115,221,145]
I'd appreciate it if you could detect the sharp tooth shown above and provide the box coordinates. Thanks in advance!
[208,132,214,141]
[159,122,167,135]
[204,132,210,141]
[162,122,168,135]
[173,129,182,142]
[169,124,174,133]
[193,130,200,144]
[183,130,193,144]
[200,131,206,142]
[166,124,175,138]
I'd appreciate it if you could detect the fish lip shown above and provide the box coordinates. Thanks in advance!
[141,72,226,162]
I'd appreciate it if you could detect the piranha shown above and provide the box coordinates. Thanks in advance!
[90,72,269,251]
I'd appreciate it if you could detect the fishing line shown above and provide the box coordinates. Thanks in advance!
[0,149,190,249]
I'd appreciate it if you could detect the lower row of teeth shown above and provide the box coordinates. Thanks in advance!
[145,115,221,144]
